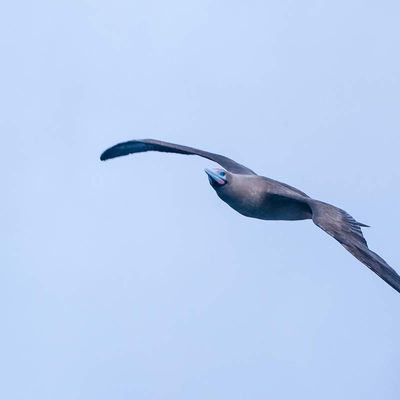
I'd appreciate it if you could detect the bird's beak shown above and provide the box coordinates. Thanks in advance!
[204,168,227,185]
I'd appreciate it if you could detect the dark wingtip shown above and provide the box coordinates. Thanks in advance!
[100,140,155,162]
[100,151,108,161]
[99,144,124,161]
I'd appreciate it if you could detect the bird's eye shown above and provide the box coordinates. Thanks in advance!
[220,171,226,177]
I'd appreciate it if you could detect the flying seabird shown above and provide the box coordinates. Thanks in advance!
[100,139,400,294]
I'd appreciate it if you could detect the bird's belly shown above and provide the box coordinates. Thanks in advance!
[221,192,311,221]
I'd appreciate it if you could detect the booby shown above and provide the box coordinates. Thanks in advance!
[100,139,400,294]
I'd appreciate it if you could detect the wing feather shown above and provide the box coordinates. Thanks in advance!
[310,200,400,294]
[100,139,256,175]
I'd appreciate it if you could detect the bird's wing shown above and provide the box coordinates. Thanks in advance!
[309,200,400,294]
[100,139,256,175]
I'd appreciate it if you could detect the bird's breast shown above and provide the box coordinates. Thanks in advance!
[215,179,311,221]
[216,183,267,218]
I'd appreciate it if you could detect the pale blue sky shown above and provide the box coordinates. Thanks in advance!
[2,1,400,399]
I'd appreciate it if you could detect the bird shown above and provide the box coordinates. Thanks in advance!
[100,138,400,294]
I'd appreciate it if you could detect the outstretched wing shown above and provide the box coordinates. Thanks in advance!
[310,200,400,294]
[100,139,256,175]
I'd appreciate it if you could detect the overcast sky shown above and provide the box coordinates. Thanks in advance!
[2,1,400,399]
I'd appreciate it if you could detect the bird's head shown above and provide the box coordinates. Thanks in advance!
[204,168,229,189]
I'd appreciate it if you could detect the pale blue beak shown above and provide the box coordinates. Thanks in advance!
[204,168,227,185]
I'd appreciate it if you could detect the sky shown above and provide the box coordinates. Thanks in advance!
[2,1,400,399]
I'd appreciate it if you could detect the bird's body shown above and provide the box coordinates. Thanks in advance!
[101,138,400,294]
[214,174,312,221]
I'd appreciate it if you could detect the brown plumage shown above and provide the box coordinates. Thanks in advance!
[101,139,400,294]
